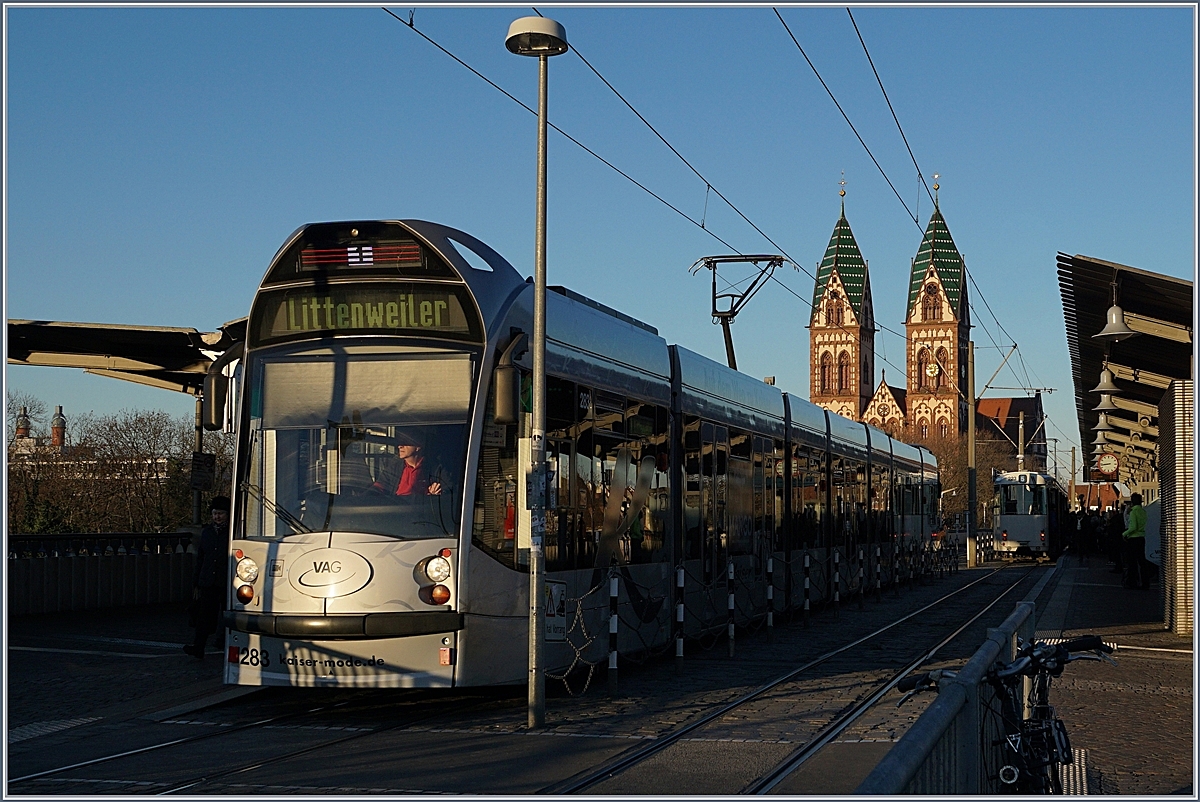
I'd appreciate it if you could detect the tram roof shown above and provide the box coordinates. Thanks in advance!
[1057,253,1193,486]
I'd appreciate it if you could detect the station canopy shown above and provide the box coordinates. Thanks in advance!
[7,318,246,396]
[1057,253,1193,486]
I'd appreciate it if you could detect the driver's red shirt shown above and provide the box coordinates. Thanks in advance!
[395,457,427,496]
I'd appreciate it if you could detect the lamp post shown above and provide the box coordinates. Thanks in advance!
[506,15,568,731]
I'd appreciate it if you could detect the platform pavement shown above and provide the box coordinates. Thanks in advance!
[1032,550,1194,796]
[6,556,1194,795]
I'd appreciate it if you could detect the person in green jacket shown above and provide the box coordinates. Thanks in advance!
[1122,493,1150,590]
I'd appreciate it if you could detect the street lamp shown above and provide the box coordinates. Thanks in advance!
[506,14,568,731]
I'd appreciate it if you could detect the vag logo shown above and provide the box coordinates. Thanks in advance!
[290,549,372,598]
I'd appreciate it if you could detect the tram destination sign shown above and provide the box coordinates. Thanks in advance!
[251,282,481,345]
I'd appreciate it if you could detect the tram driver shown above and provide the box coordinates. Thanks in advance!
[371,429,443,496]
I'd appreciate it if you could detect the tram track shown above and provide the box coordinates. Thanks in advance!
[545,565,1037,794]
[7,690,497,796]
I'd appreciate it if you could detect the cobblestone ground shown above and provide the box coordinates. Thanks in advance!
[7,603,226,731]
[1046,554,1193,796]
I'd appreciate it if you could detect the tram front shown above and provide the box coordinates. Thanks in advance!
[221,220,520,687]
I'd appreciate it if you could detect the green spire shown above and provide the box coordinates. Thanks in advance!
[907,205,967,318]
[811,210,869,324]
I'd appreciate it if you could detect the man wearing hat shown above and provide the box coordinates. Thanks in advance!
[186,495,230,659]
[371,430,443,497]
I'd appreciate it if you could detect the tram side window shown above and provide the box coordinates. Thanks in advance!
[683,416,703,561]
[726,427,754,557]
[792,443,824,549]
[871,463,890,541]
[831,456,865,544]
[473,382,521,570]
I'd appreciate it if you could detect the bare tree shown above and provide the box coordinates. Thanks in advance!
[7,395,236,534]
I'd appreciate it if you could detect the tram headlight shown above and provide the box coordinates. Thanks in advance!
[430,584,451,605]
[424,555,451,583]
[235,557,260,583]
[236,584,254,604]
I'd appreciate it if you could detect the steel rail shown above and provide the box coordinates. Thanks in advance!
[744,567,1034,794]
[9,699,351,785]
[543,566,1018,794]
[156,695,490,795]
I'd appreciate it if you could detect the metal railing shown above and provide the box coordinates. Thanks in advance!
[855,600,1037,795]
[7,532,198,616]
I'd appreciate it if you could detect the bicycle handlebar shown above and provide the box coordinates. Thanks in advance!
[1059,635,1114,654]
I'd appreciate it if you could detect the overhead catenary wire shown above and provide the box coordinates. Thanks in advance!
[395,7,1046,409]
[382,7,740,255]
[846,8,934,208]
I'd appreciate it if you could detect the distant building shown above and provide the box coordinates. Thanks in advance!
[976,393,1047,470]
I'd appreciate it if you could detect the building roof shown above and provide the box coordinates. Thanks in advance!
[977,395,1047,457]
[908,204,967,318]
[7,318,245,395]
[811,206,869,322]
[1057,253,1193,484]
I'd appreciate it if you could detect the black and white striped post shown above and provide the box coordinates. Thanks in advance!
[875,544,882,602]
[832,548,841,617]
[857,547,865,610]
[726,559,736,657]
[803,550,811,627]
[766,557,775,642]
[893,537,902,598]
[674,566,685,668]
[608,569,619,695]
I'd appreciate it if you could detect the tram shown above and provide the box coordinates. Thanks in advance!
[991,470,1068,560]
[210,220,940,688]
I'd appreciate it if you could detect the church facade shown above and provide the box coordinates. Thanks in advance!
[812,198,971,437]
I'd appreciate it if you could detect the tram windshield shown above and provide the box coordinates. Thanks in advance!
[239,346,474,539]
[999,483,1046,516]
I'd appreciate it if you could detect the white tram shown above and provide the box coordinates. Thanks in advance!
[210,220,939,688]
[991,471,1068,559]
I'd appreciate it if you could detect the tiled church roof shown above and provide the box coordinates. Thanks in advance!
[908,204,968,318]
[811,207,869,323]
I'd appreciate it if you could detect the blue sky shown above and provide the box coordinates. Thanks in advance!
[5,5,1196,479]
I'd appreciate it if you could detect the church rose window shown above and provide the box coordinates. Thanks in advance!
[922,284,941,321]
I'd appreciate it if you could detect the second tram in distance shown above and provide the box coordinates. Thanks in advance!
[211,219,941,688]
[992,470,1068,560]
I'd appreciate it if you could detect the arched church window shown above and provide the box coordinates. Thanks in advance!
[819,352,833,395]
[935,347,950,389]
[825,297,844,327]
[938,418,949,438]
[922,284,942,321]
[917,348,931,390]
[837,351,851,395]
[919,420,930,439]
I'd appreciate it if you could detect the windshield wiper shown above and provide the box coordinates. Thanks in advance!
[241,482,313,535]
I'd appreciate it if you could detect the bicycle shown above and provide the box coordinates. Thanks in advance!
[898,634,1116,794]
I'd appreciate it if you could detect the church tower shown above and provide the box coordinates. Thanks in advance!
[904,193,970,439]
[809,195,875,420]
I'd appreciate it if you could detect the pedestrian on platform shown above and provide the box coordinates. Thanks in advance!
[185,495,230,659]
[1104,510,1125,574]
[1121,492,1150,590]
